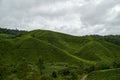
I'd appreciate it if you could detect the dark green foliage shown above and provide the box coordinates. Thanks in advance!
[58,68,71,76]
[0,27,26,36]
[86,68,120,80]
[0,64,12,79]
[70,71,78,80]
[93,61,110,70]
[93,35,120,46]
[16,58,32,80]
[112,61,120,68]
[52,71,57,78]
[58,69,78,80]
[37,57,44,75]
[84,65,95,73]
[0,28,120,80]
[40,75,53,80]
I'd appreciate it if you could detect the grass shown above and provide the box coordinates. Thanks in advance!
[0,29,120,79]
[86,68,120,80]
[1,30,120,65]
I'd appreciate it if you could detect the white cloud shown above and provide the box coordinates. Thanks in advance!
[0,0,120,35]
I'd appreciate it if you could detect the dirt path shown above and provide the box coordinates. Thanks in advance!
[80,74,88,80]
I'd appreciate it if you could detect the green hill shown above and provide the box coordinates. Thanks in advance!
[74,41,113,63]
[0,29,120,80]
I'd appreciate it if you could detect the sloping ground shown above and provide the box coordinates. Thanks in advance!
[1,29,120,80]
[0,37,84,65]
[98,40,120,62]
[25,30,91,53]
[74,41,117,63]
[25,30,120,65]
[86,68,120,80]
[100,36,120,46]
[0,39,94,71]
[0,34,14,40]
[0,30,120,67]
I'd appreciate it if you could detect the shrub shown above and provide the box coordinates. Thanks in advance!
[40,75,53,80]
[52,71,57,78]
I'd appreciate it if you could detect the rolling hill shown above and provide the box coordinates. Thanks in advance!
[0,28,120,80]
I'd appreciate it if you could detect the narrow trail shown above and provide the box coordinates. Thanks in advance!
[80,74,88,80]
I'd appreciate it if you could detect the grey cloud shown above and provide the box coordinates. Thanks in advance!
[0,0,120,35]
[80,0,120,26]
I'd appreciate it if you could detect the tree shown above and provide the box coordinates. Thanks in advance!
[40,75,53,80]
[37,57,44,75]
[0,27,26,36]
[0,59,12,80]
[94,61,110,70]
[84,65,95,73]
[52,71,57,78]
[16,58,31,80]
[112,61,120,68]
[70,71,78,80]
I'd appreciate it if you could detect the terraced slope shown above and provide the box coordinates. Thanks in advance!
[0,37,84,65]
[74,41,116,63]
[22,30,120,64]
[25,30,91,53]
[1,29,120,80]
[0,30,120,67]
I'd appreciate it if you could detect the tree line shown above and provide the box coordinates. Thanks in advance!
[0,27,27,36]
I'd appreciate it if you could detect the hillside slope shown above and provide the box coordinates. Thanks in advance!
[0,29,120,80]
[23,30,120,64]
[1,30,120,65]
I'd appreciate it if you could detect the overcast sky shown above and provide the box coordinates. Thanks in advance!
[0,0,120,35]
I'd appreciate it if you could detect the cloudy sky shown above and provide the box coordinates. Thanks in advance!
[0,0,120,35]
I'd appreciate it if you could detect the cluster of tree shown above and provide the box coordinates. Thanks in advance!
[41,69,78,80]
[84,61,120,74]
[1,58,120,80]
[0,57,80,80]
[0,57,44,80]
[0,63,12,79]
[102,36,120,46]
[0,27,26,36]
[91,35,120,46]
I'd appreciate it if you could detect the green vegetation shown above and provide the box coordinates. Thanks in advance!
[0,27,26,35]
[86,68,120,80]
[0,28,120,80]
